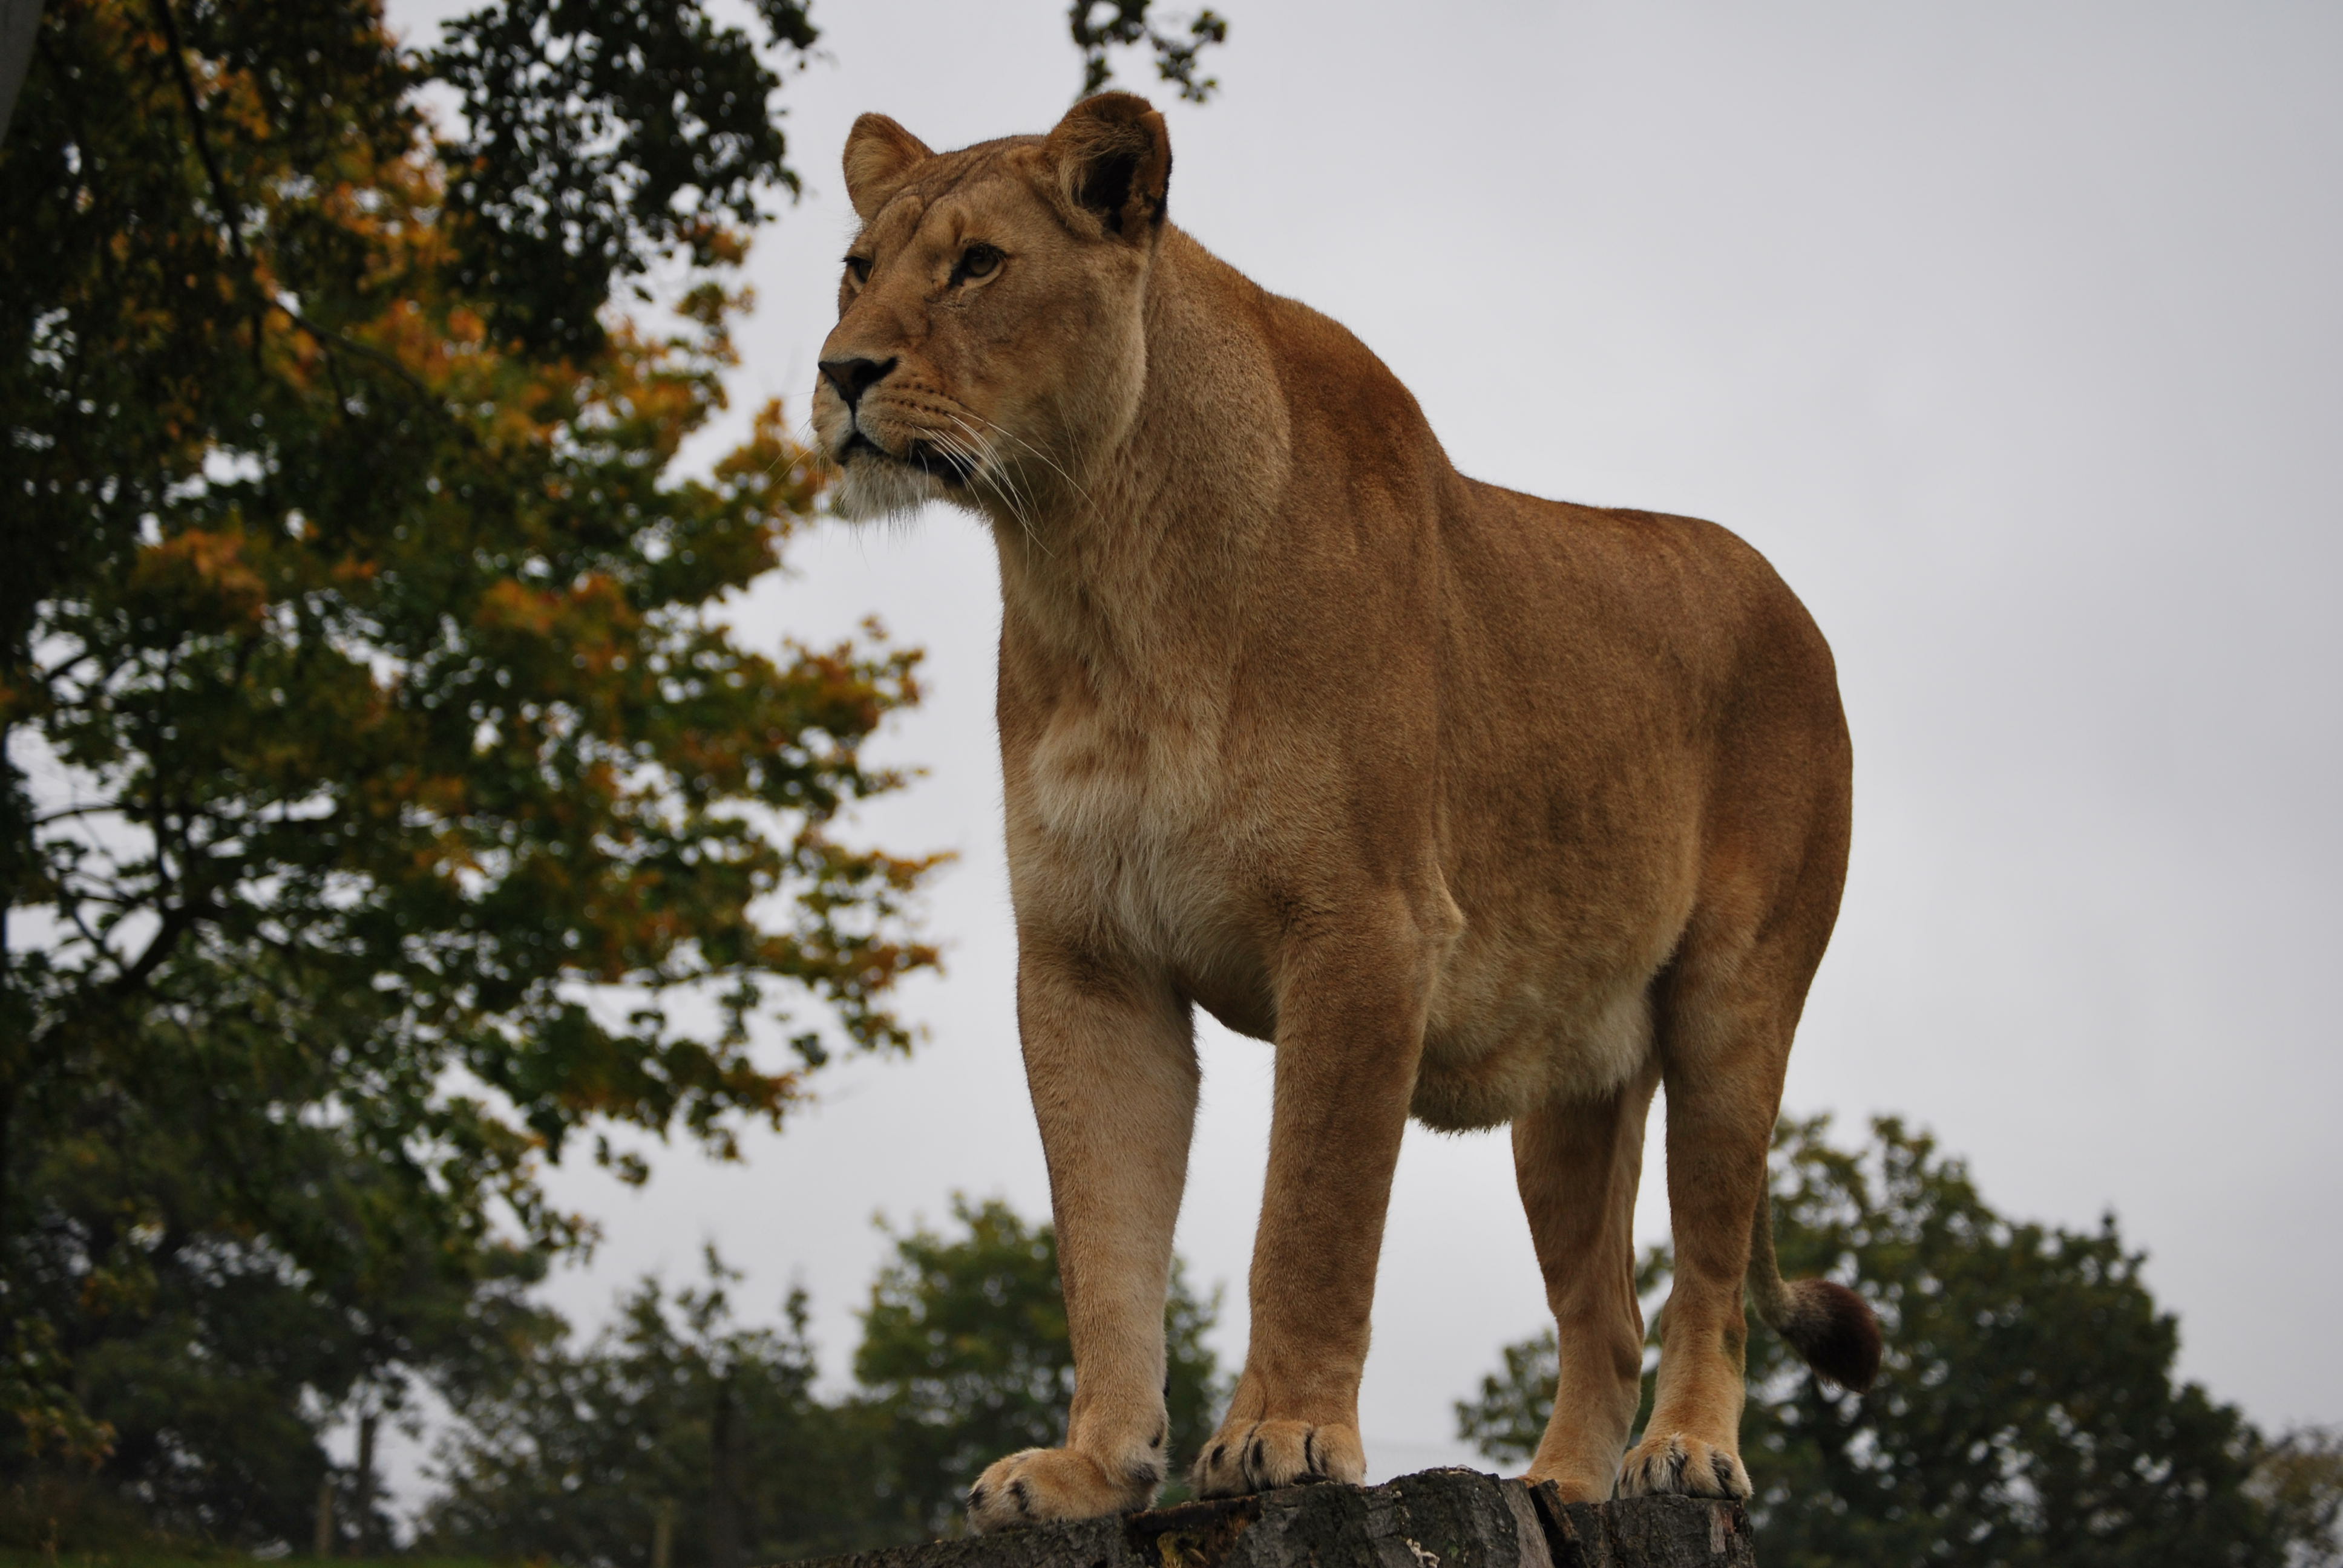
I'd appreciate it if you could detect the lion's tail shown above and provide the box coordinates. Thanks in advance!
[1744,1191,1883,1393]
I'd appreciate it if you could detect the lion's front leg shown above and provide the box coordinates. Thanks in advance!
[966,935,1198,1535]
[1189,913,1437,1500]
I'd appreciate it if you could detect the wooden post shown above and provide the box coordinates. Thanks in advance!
[313,1474,335,1560]
[709,1374,742,1568]
[652,1495,676,1568]
[353,1411,379,1555]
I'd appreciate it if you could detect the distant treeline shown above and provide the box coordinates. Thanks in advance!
[10,1128,2342,1568]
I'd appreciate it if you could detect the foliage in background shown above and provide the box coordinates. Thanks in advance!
[424,1198,1226,1561]
[1458,1119,2340,1568]
[428,0,818,359]
[420,1253,876,1568]
[1067,0,1229,103]
[0,0,935,1548]
[2248,1426,2343,1568]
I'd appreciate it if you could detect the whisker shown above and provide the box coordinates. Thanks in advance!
[943,415,1052,557]
[960,410,1102,520]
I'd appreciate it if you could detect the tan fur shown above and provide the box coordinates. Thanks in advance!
[813,95,1873,1532]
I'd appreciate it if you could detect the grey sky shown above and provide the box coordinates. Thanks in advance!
[381,0,2343,1491]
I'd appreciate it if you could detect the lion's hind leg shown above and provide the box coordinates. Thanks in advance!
[1617,1079,1881,1500]
[1615,1022,1776,1503]
[1621,936,1836,1500]
[1510,1060,1660,1503]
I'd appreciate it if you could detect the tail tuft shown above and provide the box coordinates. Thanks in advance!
[1772,1277,1882,1393]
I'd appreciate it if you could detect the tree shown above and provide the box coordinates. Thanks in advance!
[1,0,935,1546]
[420,1252,880,1568]
[854,1196,1226,1537]
[1458,1118,2318,1568]
[420,1199,1227,1560]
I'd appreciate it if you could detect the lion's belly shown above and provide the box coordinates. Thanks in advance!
[1411,938,1662,1132]
[1409,837,1697,1131]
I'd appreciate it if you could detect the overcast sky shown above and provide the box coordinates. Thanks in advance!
[382,0,2343,1496]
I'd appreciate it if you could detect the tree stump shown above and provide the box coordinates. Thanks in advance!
[780,1469,1755,1568]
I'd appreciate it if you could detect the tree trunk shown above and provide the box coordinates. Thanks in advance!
[710,1371,744,1568]
[354,1409,379,1555]
[775,1470,1755,1568]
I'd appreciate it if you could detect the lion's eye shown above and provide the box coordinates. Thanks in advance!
[952,244,1004,286]
[845,255,873,285]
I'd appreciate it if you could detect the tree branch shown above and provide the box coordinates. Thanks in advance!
[146,0,246,264]
[111,897,200,996]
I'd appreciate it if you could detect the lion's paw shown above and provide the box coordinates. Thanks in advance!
[1191,1420,1365,1498]
[1521,1462,1620,1506]
[966,1446,1161,1534]
[1617,1432,1751,1500]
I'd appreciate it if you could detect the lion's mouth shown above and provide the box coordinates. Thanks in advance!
[841,429,975,488]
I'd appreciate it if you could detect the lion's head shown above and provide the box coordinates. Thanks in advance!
[812,93,1173,524]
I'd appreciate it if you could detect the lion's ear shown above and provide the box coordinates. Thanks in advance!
[842,114,934,221]
[1045,92,1171,241]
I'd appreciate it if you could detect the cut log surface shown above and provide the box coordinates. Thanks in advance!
[779,1470,1755,1568]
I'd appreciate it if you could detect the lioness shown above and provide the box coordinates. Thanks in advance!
[811,93,1879,1530]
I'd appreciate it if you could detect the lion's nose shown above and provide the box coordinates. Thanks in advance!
[819,356,897,411]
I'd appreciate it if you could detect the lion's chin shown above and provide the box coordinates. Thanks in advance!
[830,453,955,521]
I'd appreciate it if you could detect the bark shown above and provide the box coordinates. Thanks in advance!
[778,1470,1755,1568]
